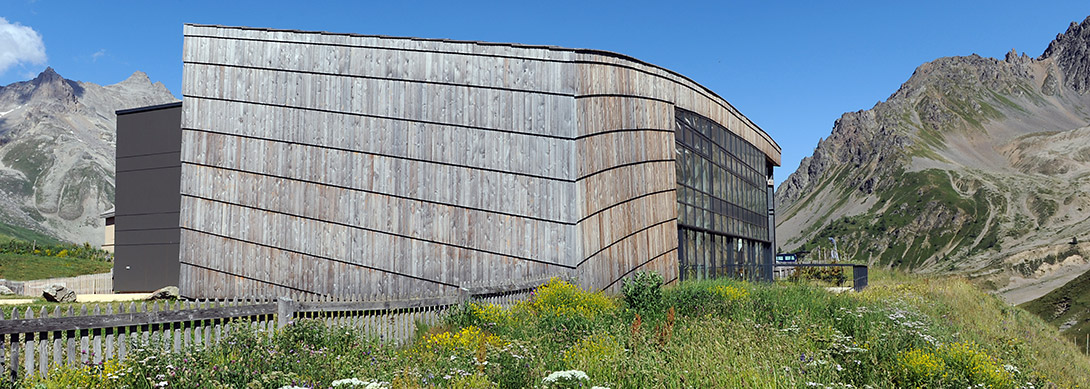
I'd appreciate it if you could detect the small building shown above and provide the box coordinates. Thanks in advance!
[113,25,781,298]
[101,207,115,253]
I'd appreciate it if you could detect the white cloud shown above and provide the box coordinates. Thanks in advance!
[0,17,46,75]
[91,48,105,62]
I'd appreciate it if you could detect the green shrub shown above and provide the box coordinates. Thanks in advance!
[621,271,663,314]
[445,301,510,332]
[511,278,616,345]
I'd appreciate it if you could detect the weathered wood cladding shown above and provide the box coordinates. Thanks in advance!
[574,53,778,164]
[178,24,776,298]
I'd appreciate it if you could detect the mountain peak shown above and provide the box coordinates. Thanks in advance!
[1040,16,1090,91]
[32,67,62,84]
[120,71,150,84]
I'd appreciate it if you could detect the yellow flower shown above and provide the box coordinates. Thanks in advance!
[709,285,749,301]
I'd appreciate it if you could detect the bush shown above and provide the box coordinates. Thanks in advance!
[621,271,663,314]
[0,239,112,261]
[511,278,616,345]
[445,301,510,331]
[519,279,614,319]
[897,342,1021,388]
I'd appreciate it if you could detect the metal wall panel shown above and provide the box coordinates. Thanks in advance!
[113,103,183,292]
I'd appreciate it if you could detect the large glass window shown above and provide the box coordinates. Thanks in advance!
[675,108,773,281]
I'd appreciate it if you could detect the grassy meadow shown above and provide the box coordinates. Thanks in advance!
[0,253,112,281]
[0,239,113,280]
[20,270,1090,388]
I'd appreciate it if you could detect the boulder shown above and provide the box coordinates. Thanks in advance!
[148,286,180,300]
[43,284,76,303]
[0,284,13,296]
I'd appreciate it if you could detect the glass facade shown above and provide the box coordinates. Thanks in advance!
[675,108,774,281]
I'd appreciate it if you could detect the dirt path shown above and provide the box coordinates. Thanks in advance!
[999,262,1090,305]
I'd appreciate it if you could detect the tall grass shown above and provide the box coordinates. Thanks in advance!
[0,252,112,280]
[21,272,1090,388]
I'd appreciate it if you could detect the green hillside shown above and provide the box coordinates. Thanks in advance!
[1020,268,1090,352]
[0,221,62,246]
[794,169,1002,270]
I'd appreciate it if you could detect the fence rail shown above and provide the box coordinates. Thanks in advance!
[0,271,114,297]
[0,284,538,381]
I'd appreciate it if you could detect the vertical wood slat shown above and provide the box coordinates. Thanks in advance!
[65,306,75,367]
[104,305,114,363]
[92,306,102,365]
[10,308,19,379]
[79,305,89,365]
[171,301,180,351]
[23,308,32,378]
[51,307,62,373]
[0,314,6,380]
[37,307,47,378]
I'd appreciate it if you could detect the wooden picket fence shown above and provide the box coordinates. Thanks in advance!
[0,285,537,380]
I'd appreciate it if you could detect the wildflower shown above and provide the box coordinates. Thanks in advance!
[543,370,590,384]
[332,378,389,388]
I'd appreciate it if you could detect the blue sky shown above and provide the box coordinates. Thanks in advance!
[2,1,1089,186]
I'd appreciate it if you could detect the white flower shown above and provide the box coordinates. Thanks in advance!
[331,379,389,389]
[543,370,590,383]
[332,378,366,386]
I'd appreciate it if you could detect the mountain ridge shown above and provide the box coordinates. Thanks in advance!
[775,15,1090,303]
[0,67,177,244]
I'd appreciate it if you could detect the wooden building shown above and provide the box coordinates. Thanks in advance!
[114,24,781,299]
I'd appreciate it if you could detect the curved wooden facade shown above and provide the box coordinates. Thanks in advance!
[177,24,780,299]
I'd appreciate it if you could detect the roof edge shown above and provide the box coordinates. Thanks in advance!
[183,24,780,154]
[116,101,182,116]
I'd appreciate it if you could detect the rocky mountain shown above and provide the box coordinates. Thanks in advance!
[775,16,1090,304]
[0,68,177,245]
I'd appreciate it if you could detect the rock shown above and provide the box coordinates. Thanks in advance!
[1005,48,1018,63]
[42,284,76,303]
[0,284,13,295]
[1041,66,1061,96]
[148,286,180,300]
[1040,16,1090,91]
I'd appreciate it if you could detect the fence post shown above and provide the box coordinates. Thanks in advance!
[853,265,868,292]
[277,297,295,329]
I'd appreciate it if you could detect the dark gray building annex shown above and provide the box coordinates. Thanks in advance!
[112,25,781,299]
